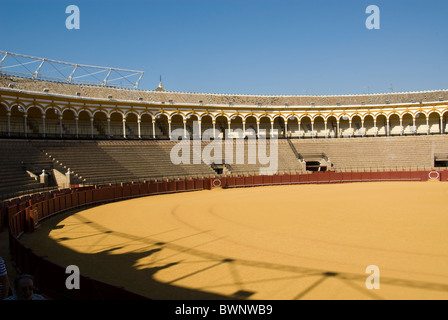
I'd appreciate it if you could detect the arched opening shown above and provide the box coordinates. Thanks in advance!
[185,114,198,139]
[201,115,213,139]
[155,114,169,139]
[125,113,139,139]
[245,116,257,138]
[141,114,153,139]
[273,116,285,138]
[78,110,92,138]
[62,109,76,138]
[314,116,325,138]
[364,115,375,136]
[287,116,299,138]
[215,115,228,139]
[93,111,108,139]
[376,114,387,136]
[415,112,427,135]
[351,115,363,137]
[428,112,441,134]
[110,112,124,139]
[402,113,414,135]
[230,115,244,139]
[259,116,271,138]
[28,106,43,138]
[389,114,401,135]
[170,114,185,140]
[326,116,337,138]
[300,116,312,138]
[10,105,26,137]
[339,116,350,137]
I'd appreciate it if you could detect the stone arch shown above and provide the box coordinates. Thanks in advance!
[62,109,77,137]
[200,114,214,138]
[300,116,312,138]
[10,104,26,137]
[376,114,387,136]
[389,113,401,135]
[28,106,44,137]
[230,115,244,138]
[326,115,338,138]
[273,116,285,138]
[140,113,154,139]
[170,114,185,139]
[402,113,414,135]
[415,112,427,135]
[244,115,257,138]
[313,115,325,138]
[215,115,228,139]
[339,115,350,137]
[363,114,375,136]
[154,113,169,139]
[351,115,363,137]
[259,116,271,138]
[428,111,441,134]
[287,115,299,138]
[92,110,108,139]
[78,110,92,138]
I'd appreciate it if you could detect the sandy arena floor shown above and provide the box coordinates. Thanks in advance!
[21,181,448,300]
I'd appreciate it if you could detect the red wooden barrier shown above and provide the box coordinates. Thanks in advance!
[130,184,141,196]
[281,174,290,184]
[167,181,176,192]
[176,180,186,191]
[186,179,195,190]
[244,176,253,186]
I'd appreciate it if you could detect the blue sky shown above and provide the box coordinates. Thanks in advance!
[1,0,447,95]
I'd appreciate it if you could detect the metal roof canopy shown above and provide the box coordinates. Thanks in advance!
[0,50,144,89]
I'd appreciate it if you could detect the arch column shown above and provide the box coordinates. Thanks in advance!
[349,119,352,137]
[361,119,365,136]
[58,115,63,138]
[90,117,94,139]
[41,115,46,138]
[285,121,288,138]
[311,121,314,138]
[399,118,403,135]
[336,120,340,138]
[197,120,202,139]
[270,121,274,138]
[373,118,377,136]
[413,117,416,135]
[386,119,390,136]
[183,119,187,138]
[212,120,216,139]
[107,117,111,138]
[6,111,10,137]
[426,117,429,135]
[152,119,156,139]
[75,116,79,138]
[168,120,172,139]
[137,118,142,139]
[256,121,260,138]
[122,119,126,138]
[440,117,443,134]
[324,121,327,138]
[23,114,28,138]
[242,120,246,137]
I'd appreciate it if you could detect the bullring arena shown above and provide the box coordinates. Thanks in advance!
[1,51,448,300]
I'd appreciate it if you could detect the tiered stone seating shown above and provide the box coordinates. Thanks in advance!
[0,140,55,196]
[291,135,446,171]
